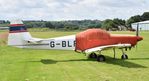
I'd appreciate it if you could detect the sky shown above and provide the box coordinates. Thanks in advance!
[0,0,149,21]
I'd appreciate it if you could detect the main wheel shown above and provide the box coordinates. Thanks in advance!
[88,53,97,58]
[121,54,128,59]
[97,55,105,62]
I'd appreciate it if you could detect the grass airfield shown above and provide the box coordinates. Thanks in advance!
[0,30,149,81]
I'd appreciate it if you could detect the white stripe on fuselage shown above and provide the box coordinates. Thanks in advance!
[20,35,76,50]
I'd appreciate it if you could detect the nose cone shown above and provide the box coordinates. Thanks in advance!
[137,36,143,41]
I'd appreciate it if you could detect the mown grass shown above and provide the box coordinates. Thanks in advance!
[0,30,149,81]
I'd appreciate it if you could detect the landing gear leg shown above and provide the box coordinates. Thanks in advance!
[121,49,128,59]
[113,48,116,59]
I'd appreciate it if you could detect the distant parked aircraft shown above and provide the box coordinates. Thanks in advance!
[8,20,143,62]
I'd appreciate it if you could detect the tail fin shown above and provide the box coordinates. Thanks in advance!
[8,20,32,47]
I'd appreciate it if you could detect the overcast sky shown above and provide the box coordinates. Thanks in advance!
[0,0,149,21]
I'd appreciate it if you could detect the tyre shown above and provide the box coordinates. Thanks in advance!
[97,55,106,62]
[121,54,128,59]
[88,53,97,58]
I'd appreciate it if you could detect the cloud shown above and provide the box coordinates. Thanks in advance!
[0,0,148,20]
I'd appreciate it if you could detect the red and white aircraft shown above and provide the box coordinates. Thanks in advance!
[8,20,143,62]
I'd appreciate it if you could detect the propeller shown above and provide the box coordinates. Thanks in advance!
[135,23,139,50]
[136,23,139,36]
[135,23,143,50]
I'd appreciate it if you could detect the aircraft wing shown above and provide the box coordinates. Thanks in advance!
[84,44,131,54]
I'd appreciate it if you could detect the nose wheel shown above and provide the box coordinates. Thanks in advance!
[121,49,128,59]
[121,54,128,59]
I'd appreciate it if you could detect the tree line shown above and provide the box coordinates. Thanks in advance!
[102,12,149,30]
[23,20,102,31]
[0,12,149,31]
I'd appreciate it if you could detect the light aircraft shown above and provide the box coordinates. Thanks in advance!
[8,20,143,62]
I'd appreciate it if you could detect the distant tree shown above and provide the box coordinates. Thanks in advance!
[112,18,126,30]
[45,21,55,29]
[24,22,33,28]
[55,23,64,29]
[87,22,102,28]
[113,18,125,26]
[64,24,79,31]
[102,19,116,30]
[6,20,10,23]
[126,15,141,28]
[23,20,102,30]
[141,12,149,21]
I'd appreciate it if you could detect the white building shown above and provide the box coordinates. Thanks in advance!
[131,20,149,30]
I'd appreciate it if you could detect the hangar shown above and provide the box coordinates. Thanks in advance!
[131,20,149,30]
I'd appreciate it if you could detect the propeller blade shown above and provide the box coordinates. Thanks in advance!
[136,23,139,36]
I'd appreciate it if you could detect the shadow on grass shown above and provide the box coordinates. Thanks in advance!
[128,58,149,60]
[29,56,147,68]
[30,58,96,64]
[104,56,147,68]
[40,58,96,64]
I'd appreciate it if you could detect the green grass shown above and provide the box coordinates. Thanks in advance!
[0,30,149,81]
